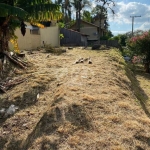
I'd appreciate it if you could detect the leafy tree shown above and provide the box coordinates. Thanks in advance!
[95,0,115,42]
[70,0,91,31]
[82,10,91,22]
[109,34,127,46]
[91,5,108,35]
[100,30,113,40]
[126,30,144,38]
[127,31,150,72]
[0,0,62,53]
[55,0,72,24]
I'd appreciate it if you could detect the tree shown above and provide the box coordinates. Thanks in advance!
[127,31,150,73]
[70,0,91,31]
[126,30,145,38]
[109,34,127,46]
[0,0,62,53]
[100,30,113,40]
[55,0,72,25]
[82,10,91,22]
[92,5,107,38]
[95,0,115,43]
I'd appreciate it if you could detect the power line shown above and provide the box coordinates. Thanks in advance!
[130,15,141,36]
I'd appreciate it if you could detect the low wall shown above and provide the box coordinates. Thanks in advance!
[40,26,60,47]
[9,24,60,51]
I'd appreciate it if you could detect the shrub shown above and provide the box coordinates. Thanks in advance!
[127,31,150,72]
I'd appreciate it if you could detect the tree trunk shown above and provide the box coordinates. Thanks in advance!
[0,32,9,53]
[0,17,10,53]
[78,1,81,32]
[98,13,101,44]
[144,62,150,73]
[76,11,79,31]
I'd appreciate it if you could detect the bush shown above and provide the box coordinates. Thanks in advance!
[127,31,150,72]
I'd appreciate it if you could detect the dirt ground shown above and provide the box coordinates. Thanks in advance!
[0,47,150,150]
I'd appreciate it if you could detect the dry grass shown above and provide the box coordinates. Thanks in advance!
[0,47,150,150]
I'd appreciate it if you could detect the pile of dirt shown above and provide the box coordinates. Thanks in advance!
[0,48,150,150]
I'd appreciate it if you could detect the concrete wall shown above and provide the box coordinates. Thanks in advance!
[9,23,60,51]
[40,26,60,47]
[9,25,41,50]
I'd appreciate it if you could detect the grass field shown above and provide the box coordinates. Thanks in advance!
[0,47,150,150]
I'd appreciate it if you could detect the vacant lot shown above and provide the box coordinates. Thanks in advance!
[0,48,150,150]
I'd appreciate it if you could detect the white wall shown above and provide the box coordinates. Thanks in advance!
[9,23,60,51]
[9,23,41,50]
[40,26,60,47]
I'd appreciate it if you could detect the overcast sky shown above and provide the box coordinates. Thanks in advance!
[105,0,150,35]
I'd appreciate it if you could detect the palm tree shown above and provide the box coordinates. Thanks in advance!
[92,5,108,38]
[70,0,91,31]
[94,0,115,43]
[55,0,72,25]
[0,0,62,53]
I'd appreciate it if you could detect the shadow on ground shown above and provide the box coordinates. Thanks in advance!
[0,83,47,124]
[0,104,91,150]
[126,63,150,118]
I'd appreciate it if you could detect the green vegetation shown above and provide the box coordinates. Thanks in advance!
[127,31,150,72]
[109,34,128,46]
[100,30,113,40]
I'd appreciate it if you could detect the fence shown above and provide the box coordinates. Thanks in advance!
[100,40,119,47]
[60,28,84,46]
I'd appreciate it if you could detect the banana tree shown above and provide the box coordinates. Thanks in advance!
[0,0,62,53]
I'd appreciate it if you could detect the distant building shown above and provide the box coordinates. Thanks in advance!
[70,19,107,42]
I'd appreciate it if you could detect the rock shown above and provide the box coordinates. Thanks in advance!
[46,54,50,58]
[37,93,40,100]
[88,57,92,64]
[0,108,6,117]
[5,104,19,117]
[92,44,101,50]
[61,49,66,53]
[68,47,73,50]
[124,56,131,62]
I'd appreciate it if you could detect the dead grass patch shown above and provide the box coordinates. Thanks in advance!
[68,135,80,146]
[107,115,122,123]
[82,94,97,101]
[117,101,131,109]
[1,48,150,150]
[124,120,143,131]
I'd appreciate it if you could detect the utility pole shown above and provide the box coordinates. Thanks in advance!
[130,15,141,36]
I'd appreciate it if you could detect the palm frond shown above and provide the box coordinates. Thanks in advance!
[17,0,51,6]
[28,11,62,21]
[0,3,27,18]
[24,4,60,13]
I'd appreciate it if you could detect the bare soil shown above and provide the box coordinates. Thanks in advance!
[0,47,150,150]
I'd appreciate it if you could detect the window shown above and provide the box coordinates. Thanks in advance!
[30,29,40,35]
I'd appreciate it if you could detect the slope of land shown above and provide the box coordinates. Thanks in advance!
[0,48,150,150]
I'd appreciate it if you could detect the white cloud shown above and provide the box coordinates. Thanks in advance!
[137,22,150,31]
[111,30,127,35]
[91,1,96,8]
[108,2,150,24]
[107,1,150,35]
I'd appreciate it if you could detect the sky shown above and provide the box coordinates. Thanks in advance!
[104,0,150,35]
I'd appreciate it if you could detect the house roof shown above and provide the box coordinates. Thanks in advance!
[66,28,89,36]
[26,26,39,30]
[70,20,99,28]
